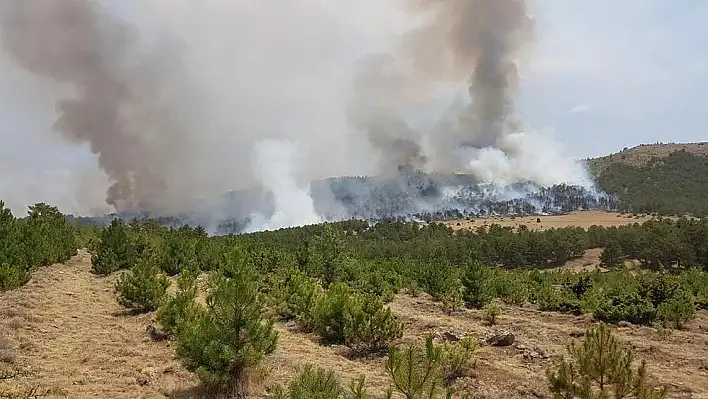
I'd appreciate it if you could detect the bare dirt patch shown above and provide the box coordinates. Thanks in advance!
[2,252,707,398]
[443,210,654,233]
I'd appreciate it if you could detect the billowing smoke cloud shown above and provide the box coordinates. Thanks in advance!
[248,139,321,231]
[408,0,534,150]
[0,0,597,226]
[0,0,195,212]
[350,0,536,174]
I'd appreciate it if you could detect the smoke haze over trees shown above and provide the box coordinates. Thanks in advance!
[0,0,604,229]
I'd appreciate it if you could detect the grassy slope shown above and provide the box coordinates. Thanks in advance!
[587,142,708,175]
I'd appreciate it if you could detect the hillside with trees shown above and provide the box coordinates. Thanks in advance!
[590,145,708,216]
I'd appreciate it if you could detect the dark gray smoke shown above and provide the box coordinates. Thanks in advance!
[407,0,534,149]
[347,54,429,174]
[351,0,534,173]
[0,0,187,212]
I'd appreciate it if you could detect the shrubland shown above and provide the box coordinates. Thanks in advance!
[5,194,708,396]
[83,213,706,396]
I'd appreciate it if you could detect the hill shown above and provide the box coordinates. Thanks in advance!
[587,142,708,174]
[589,143,708,217]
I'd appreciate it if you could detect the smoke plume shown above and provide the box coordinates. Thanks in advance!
[0,0,595,226]
[0,0,195,212]
[350,0,535,173]
[248,139,321,231]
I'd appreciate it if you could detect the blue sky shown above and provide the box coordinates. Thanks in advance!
[0,0,706,213]
[520,0,708,157]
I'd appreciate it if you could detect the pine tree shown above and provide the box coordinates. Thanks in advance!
[461,258,492,308]
[385,335,444,399]
[91,219,137,275]
[115,258,169,313]
[175,250,278,397]
[343,293,403,354]
[546,324,668,399]
[157,264,200,333]
[600,243,623,268]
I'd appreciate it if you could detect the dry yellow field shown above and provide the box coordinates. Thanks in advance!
[443,210,655,232]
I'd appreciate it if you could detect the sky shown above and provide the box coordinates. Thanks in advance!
[0,0,706,215]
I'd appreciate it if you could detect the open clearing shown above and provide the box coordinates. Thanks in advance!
[443,210,655,232]
[2,249,708,398]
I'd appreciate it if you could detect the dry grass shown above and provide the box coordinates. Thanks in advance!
[443,210,655,233]
[1,242,708,398]
[588,142,708,173]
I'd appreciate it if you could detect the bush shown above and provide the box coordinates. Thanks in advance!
[155,231,200,276]
[91,219,137,275]
[441,336,479,382]
[482,302,500,326]
[344,294,403,354]
[157,266,199,333]
[310,283,353,345]
[274,268,323,323]
[600,243,623,268]
[385,335,444,399]
[547,323,668,398]
[174,252,278,396]
[0,262,30,292]
[637,272,680,308]
[441,288,464,315]
[1,201,80,291]
[535,284,582,315]
[270,365,344,399]
[417,259,459,301]
[461,259,492,308]
[656,290,696,329]
[115,258,170,313]
[592,291,656,325]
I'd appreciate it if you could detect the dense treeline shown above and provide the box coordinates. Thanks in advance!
[94,215,708,328]
[0,201,83,291]
[596,150,708,217]
[233,216,708,272]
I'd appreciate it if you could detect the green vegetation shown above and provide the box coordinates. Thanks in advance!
[595,150,708,217]
[174,250,278,395]
[98,215,708,333]
[0,201,80,291]
[8,171,708,396]
[115,257,169,313]
[547,324,668,398]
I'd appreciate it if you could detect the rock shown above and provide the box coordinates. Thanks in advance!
[485,330,515,347]
[439,331,462,342]
[569,330,585,338]
[617,321,632,328]
[146,325,171,342]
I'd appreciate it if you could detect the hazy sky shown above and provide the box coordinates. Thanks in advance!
[0,0,706,214]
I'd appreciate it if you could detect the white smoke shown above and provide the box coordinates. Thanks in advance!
[463,129,594,187]
[247,139,321,232]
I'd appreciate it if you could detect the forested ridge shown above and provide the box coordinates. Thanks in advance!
[593,149,708,217]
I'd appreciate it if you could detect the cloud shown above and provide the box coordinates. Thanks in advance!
[569,105,592,114]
